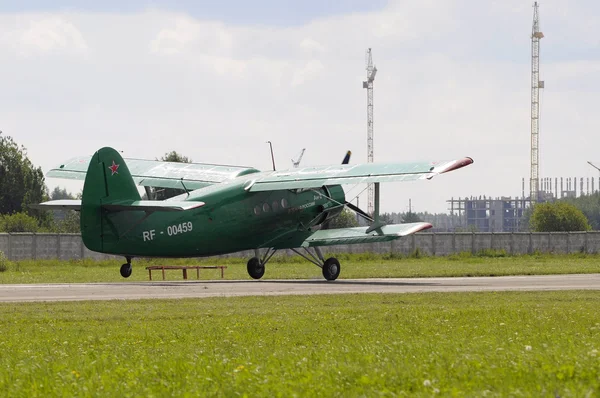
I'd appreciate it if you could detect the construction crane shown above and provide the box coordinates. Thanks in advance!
[363,48,377,215]
[530,2,544,202]
[292,148,306,168]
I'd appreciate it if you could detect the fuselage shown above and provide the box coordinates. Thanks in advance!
[85,171,345,257]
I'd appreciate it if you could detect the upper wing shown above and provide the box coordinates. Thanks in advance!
[301,222,432,247]
[46,156,260,190]
[248,157,473,192]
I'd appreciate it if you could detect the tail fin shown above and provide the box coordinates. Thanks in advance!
[342,150,351,165]
[81,147,141,251]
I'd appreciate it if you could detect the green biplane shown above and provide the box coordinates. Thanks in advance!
[35,147,473,280]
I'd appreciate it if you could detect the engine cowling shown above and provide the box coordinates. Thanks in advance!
[314,185,345,226]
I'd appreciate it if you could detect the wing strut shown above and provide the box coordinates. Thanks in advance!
[366,182,385,233]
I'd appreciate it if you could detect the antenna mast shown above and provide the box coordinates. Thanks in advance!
[530,2,544,202]
[363,48,377,215]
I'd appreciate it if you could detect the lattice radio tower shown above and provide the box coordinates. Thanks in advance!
[363,48,377,215]
[530,2,544,202]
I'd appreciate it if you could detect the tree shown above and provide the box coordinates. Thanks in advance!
[0,212,39,232]
[50,186,75,200]
[46,187,80,233]
[150,151,193,200]
[0,132,48,216]
[323,209,359,229]
[530,202,591,232]
[562,193,600,230]
[380,212,395,224]
[161,151,192,163]
[53,211,81,233]
[402,211,422,223]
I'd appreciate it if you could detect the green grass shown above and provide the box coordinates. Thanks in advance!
[0,291,598,396]
[1,252,600,284]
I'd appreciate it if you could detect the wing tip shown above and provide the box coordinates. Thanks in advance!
[395,222,433,236]
[406,222,433,235]
[437,157,474,174]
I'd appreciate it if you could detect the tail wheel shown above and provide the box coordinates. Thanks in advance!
[120,263,132,278]
[322,257,341,281]
[247,257,265,280]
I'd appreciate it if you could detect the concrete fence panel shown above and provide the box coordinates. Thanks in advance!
[568,232,587,254]
[473,233,492,253]
[585,232,600,254]
[9,234,35,261]
[0,234,9,257]
[35,234,61,259]
[548,233,569,254]
[391,237,412,255]
[454,233,473,254]
[368,242,391,254]
[414,234,434,256]
[512,233,531,254]
[492,233,512,253]
[531,233,550,253]
[59,234,84,260]
[433,233,454,256]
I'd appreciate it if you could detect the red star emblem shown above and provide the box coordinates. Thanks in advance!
[108,161,119,175]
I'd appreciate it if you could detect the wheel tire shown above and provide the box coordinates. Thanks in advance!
[120,263,132,278]
[322,257,341,281]
[247,257,265,280]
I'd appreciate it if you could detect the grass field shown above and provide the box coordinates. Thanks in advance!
[1,252,600,284]
[0,291,598,396]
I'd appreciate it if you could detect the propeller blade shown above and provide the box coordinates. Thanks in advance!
[342,150,352,165]
[346,201,373,222]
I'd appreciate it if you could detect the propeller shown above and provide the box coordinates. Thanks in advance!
[338,150,374,222]
[345,201,373,222]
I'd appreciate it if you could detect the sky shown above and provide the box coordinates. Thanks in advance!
[1,0,599,214]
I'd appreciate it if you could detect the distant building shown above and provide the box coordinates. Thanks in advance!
[448,196,528,232]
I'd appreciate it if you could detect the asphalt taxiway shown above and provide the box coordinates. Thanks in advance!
[0,274,599,302]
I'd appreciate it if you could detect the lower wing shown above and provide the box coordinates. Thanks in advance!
[302,222,432,247]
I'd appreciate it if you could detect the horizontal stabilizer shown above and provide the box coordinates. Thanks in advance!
[30,200,82,210]
[302,222,432,247]
[102,200,205,212]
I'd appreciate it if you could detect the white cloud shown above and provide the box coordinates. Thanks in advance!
[300,38,325,53]
[1,15,88,56]
[291,60,324,87]
[150,17,233,55]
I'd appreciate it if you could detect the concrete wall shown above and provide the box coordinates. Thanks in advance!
[1,232,600,261]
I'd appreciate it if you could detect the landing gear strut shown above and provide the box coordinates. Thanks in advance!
[120,257,132,278]
[247,249,277,280]
[291,247,341,281]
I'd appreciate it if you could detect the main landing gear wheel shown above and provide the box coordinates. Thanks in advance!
[247,257,265,280]
[322,257,341,281]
